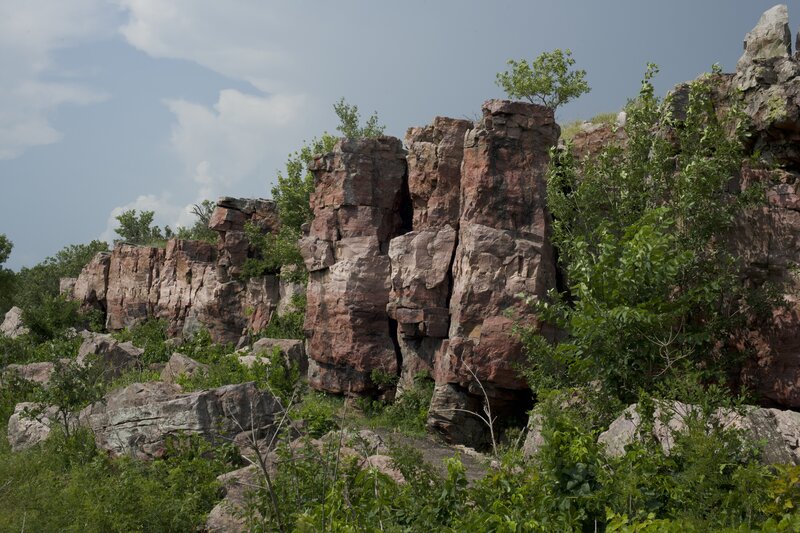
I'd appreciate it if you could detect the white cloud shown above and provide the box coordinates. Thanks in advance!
[165,89,306,191]
[116,0,292,92]
[0,0,117,159]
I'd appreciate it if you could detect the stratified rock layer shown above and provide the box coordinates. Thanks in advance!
[300,137,409,394]
[79,381,279,460]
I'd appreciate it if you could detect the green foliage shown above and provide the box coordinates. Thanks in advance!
[0,233,14,314]
[28,356,106,437]
[332,97,386,139]
[176,200,219,243]
[496,49,590,110]
[114,209,172,245]
[112,318,172,365]
[291,392,341,438]
[241,223,307,282]
[262,294,306,340]
[13,240,108,313]
[560,111,618,141]
[521,65,763,403]
[360,373,434,435]
[272,134,337,233]
[22,295,102,341]
[265,346,302,405]
[0,430,232,532]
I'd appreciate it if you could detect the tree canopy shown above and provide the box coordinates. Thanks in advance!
[496,49,590,111]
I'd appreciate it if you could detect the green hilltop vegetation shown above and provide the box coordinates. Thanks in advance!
[0,59,799,532]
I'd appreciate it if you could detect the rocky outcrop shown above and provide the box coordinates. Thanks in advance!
[79,381,279,459]
[69,198,297,345]
[300,137,409,394]
[77,332,143,380]
[4,361,57,386]
[386,118,470,393]
[7,402,63,452]
[160,353,208,384]
[1,306,28,338]
[206,465,264,532]
[428,100,559,444]
[598,401,800,465]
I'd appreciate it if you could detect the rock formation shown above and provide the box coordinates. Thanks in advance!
[79,381,279,459]
[68,197,302,345]
[598,401,800,465]
[300,137,409,394]
[0,306,28,338]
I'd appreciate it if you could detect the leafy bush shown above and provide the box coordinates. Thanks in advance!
[521,65,767,404]
[496,49,590,110]
[112,318,172,365]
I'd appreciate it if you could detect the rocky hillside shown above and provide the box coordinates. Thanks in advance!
[65,5,800,451]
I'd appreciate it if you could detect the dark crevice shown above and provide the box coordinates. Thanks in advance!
[388,317,403,381]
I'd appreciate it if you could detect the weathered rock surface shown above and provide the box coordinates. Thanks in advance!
[69,198,295,345]
[80,381,279,459]
[599,401,800,465]
[1,306,28,338]
[249,337,307,374]
[301,138,409,394]
[428,100,558,444]
[205,465,264,533]
[738,4,791,67]
[405,117,472,229]
[7,403,76,452]
[77,332,143,380]
[160,352,208,384]
[4,361,57,386]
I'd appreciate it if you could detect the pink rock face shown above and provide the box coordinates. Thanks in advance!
[734,168,800,408]
[71,197,291,345]
[428,100,559,443]
[301,137,408,394]
[405,117,472,229]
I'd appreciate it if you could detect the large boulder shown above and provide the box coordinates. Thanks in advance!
[77,332,143,380]
[0,306,28,338]
[205,465,264,532]
[300,137,409,395]
[249,337,307,374]
[159,352,208,384]
[80,381,280,459]
[6,403,76,452]
[4,361,57,386]
[598,401,800,465]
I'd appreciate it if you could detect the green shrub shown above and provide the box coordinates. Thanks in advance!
[521,65,768,404]
[0,430,233,532]
[112,318,172,365]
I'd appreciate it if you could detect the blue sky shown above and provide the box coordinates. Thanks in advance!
[0,0,793,270]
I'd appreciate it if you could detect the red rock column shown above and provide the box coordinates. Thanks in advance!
[388,118,471,391]
[300,137,408,394]
[428,100,559,444]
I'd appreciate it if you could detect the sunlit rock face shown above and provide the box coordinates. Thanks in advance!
[300,137,409,395]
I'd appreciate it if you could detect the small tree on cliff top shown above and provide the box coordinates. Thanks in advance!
[496,49,590,110]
